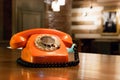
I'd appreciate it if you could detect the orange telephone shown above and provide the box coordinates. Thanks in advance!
[10,28,79,67]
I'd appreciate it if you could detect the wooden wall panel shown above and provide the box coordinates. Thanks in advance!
[18,10,42,31]
[3,0,12,40]
[0,0,3,40]
[12,0,45,33]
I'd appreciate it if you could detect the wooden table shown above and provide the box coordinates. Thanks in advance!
[0,47,120,80]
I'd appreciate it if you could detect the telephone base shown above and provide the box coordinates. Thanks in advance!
[17,45,79,68]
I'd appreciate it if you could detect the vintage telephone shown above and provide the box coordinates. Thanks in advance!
[10,28,79,67]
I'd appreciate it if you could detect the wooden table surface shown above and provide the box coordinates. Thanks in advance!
[0,47,120,80]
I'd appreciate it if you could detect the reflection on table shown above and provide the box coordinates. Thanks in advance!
[0,47,120,80]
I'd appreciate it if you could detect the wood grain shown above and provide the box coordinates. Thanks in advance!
[0,47,120,80]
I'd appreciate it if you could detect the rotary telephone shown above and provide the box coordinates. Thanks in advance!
[10,28,79,68]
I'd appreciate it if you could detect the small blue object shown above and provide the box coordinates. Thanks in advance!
[67,44,76,53]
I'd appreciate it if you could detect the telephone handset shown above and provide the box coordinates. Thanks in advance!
[10,28,79,67]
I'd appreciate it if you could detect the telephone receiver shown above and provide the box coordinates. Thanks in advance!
[10,28,72,49]
[10,28,79,67]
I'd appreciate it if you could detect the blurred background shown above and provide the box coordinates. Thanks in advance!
[0,0,120,55]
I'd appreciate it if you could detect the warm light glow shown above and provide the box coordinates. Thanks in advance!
[72,7,104,13]
[58,0,65,6]
[117,9,120,24]
[51,1,60,12]
[72,16,100,21]
[51,0,66,12]
[72,6,103,30]
[72,25,99,30]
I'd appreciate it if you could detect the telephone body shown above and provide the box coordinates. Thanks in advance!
[10,28,73,64]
